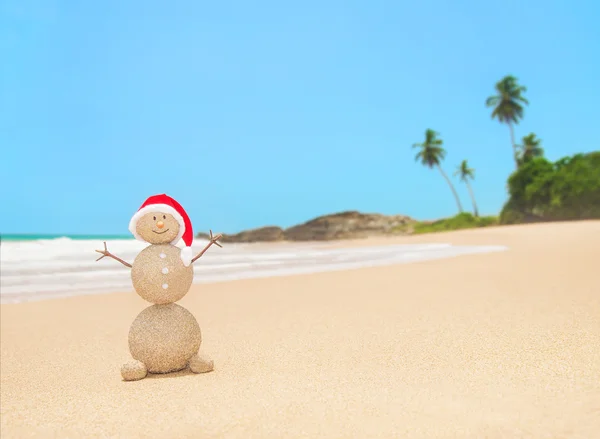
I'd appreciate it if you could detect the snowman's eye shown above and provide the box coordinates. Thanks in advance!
[153,216,156,221]
[163,215,166,219]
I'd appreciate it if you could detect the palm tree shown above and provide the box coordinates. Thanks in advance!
[517,133,544,166]
[454,160,479,217]
[412,129,463,214]
[485,75,529,168]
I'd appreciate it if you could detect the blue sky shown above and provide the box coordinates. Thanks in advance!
[1,0,598,235]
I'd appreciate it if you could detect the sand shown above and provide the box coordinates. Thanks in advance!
[1,221,599,439]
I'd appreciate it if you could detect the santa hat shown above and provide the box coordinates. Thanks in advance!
[128,194,194,266]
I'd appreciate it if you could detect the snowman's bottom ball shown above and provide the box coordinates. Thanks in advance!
[128,303,202,374]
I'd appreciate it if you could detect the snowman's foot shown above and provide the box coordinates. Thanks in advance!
[121,360,148,381]
[188,352,214,374]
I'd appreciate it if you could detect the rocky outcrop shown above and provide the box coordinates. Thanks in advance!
[283,211,414,241]
[219,226,285,243]
[199,211,415,243]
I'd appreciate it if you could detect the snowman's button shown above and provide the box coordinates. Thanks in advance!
[159,253,166,259]
[162,267,169,274]
[162,283,169,290]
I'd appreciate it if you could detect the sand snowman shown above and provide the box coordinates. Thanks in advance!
[95,194,222,381]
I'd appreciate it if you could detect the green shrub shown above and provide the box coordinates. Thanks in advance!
[411,212,498,234]
[500,151,600,224]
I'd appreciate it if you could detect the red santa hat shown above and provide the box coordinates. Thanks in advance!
[128,194,194,266]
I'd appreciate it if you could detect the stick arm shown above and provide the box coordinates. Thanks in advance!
[95,242,132,268]
[191,230,223,264]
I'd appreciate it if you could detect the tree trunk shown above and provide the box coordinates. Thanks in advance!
[509,123,519,169]
[436,164,463,214]
[465,181,479,217]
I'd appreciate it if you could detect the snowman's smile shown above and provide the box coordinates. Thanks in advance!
[152,229,170,234]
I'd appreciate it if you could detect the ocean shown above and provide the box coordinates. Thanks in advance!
[1,234,134,241]
[0,234,508,304]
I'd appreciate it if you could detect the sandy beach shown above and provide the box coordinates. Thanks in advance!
[1,221,599,439]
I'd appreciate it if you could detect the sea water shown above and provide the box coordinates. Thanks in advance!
[0,235,507,304]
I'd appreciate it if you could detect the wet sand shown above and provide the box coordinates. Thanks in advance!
[1,221,599,438]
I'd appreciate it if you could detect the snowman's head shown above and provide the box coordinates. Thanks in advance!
[135,212,181,245]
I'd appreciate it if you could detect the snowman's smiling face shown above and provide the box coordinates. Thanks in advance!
[136,212,180,244]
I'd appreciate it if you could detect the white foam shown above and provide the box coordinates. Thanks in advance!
[0,238,507,304]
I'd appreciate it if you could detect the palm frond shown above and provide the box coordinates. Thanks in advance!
[485,96,499,107]
[518,95,529,105]
[454,159,475,181]
[411,129,446,169]
[516,132,545,165]
[487,75,529,125]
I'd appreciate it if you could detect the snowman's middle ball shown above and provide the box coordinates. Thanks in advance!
[131,244,194,304]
